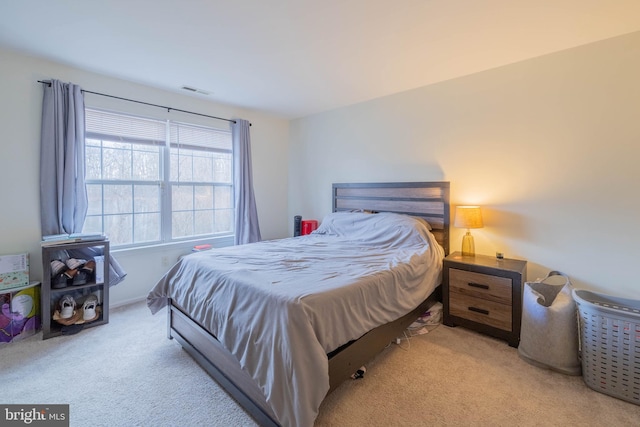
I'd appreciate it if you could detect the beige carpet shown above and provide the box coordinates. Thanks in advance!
[1,301,638,426]
[317,324,640,426]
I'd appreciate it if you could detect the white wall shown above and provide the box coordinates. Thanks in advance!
[3,30,639,305]
[0,47,290,306]
[289,31,640,299]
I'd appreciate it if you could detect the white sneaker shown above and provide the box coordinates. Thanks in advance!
[60,295,76,319]
[82,295,99,321]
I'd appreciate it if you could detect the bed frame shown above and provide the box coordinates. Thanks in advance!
[167,181,450,426]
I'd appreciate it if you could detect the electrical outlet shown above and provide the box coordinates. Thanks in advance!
[161,256,169,266]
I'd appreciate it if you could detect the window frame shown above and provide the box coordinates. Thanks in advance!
[84,108,235,250]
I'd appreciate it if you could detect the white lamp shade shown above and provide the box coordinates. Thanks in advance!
[454,206,484,229]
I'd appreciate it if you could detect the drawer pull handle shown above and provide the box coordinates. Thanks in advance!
[468,282,489,290]
[468,306,490,315]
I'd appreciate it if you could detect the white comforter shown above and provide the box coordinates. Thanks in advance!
[147,212,444,427]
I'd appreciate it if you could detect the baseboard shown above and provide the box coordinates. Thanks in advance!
[110,296,146,309]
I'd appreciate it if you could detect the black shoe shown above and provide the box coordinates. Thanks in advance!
[52,273,69,289]
[72,270,90,286]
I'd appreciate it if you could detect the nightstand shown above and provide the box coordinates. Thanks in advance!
[443,252,527,347]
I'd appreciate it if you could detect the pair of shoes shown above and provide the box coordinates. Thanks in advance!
[54,294,100,325]
[51,258,91,288]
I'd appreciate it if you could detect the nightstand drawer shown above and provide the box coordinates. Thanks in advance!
[449,292,512,331]
[449,268,512,304]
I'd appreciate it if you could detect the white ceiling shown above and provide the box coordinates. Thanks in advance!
[1,1,640,119]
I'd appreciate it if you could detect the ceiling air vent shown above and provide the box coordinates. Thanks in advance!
[181,86,211,96]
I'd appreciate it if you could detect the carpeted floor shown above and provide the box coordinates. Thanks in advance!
[1,301,639,426]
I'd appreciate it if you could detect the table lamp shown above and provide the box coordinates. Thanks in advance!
[454,206,484,256]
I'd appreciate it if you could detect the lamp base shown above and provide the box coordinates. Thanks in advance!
[461,231,475,256]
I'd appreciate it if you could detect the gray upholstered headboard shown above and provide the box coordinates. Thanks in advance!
[332,181,450,255]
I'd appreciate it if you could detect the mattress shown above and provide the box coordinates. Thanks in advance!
[147,212,444,426]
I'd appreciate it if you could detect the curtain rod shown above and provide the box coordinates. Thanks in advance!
[37,80,243,125]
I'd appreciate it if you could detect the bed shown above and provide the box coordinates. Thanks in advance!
[147,181,450,426]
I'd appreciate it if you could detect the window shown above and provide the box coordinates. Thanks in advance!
[83,109,234,248]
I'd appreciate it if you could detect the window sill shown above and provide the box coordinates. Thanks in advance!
[112,235,234,257]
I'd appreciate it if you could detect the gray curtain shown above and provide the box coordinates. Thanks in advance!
[40,79,126,287]
[40,80,87,235]
[232,118,261,245]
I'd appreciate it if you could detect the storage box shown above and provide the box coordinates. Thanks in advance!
[0,281,41,344]
[301,220,318,235]
[0,253,29,291]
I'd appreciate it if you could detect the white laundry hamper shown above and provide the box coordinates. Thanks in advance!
[518,271,581,375]
[573,289,640,406]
